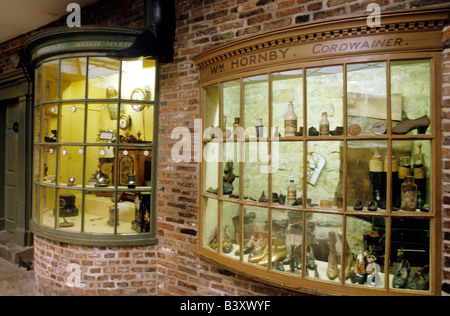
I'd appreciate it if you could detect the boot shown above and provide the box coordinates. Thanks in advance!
[327,231,339,280]
[344,241,353,280]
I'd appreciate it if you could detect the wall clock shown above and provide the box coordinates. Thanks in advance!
[119,114,131,130]
[131,88,147,112]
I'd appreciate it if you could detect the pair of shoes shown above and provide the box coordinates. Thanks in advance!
[247,232,269,262]
[236,231,268,256]
[257,238,288,267]
[392,115,430,135]
[353,200,378,211]
[405,265,430,291]
[393,259,410,288]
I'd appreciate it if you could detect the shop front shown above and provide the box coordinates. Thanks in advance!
[193,7,449,296]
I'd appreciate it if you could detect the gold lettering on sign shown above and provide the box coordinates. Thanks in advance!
[210,48,290,75]
[312,38,404,54]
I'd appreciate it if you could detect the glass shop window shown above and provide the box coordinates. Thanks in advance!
[201,58,435,293]
[33,57,156,235]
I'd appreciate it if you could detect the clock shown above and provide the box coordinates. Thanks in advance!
[119,114,131,130]
[131,88,147,112]
[100,162,113,175]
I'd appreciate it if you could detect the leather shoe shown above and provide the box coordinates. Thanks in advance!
[393,259,410,288]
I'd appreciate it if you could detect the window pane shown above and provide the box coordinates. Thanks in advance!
[203,197,219,251]
[61,58,87,100]
[272,141,303,206]
[42,60,59,102]
[42,104,58,143]
[223,80,240,136]
[271,209,302,274]
[86,102,119,144]
[347,140,388,212]
[39,187,56,228]
[392,140,432,213]
[56,189,82,232]
[88,57,120,99]
[40,145,56,184]
[307,66,343,136]
[243,140,269,202]
[307,141,343,210]
[347,62,387,136]
[244,75,269,135]
[223,142,240,198]
[58,146,84,187]
[243,205,269,268]
[346,215,386,288]
[59,103,85,143]
[390,60,431,135]
[121,59,156,101]
[221,201,240,258]
[35,65,42,104]
[204,85,219,135]
[389,218,430,292]
[305,213,342,282]
[203,142,219,195]
[272,70,303,138]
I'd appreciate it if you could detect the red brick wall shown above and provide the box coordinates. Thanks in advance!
[33,235,157,296]
[0,0,449,296]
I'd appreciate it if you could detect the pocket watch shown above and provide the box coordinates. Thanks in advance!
[119,114,131,130]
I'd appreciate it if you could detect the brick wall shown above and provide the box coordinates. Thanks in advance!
[33,235,157,296]
[0,0,449,296]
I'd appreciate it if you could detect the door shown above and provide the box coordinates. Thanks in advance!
[3,98,26,233]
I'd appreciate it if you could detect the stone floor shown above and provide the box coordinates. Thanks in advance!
[0,231,39,296]
[0,257,39,296]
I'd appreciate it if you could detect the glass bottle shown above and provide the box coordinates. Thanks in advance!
[284,102,297,137]
[413,143,426,210]
[256,118,263,138]
[319,112,329,136]
[287,180,297,204]
[401,176,417,212]
[369,146,386,209]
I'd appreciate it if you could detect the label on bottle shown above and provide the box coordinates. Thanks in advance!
[285,119,297,136]
[319,125,329,136]
[287,189,296,202]
[413,167,426,179]
[398,166,411,179]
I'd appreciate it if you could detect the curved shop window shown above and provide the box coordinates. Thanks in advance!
[193,9,448,296]
[26,28,159,246]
